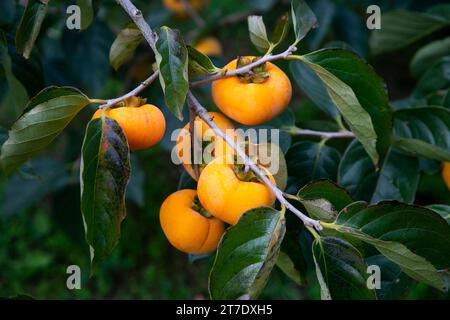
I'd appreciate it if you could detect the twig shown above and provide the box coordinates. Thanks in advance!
[98,71,159,109]
[116,0,157,51]
[287,128,355,139]
[190,46,297,87]
[180,0,206,28]
[188,104,200,179]
[187,91,323,231]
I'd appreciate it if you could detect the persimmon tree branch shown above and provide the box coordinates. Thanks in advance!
[98,71,159,109]
[287,128,355,139]
[190,46,297,87]
[116,0,157,51]
[187,91,323,231]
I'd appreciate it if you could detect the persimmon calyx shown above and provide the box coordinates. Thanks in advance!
[192,195,213,218]
[236,56,270,84]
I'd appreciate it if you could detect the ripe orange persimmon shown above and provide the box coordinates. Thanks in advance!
[163,0,206,15]
[176,112,238,180]
[92,100,165,151]
[197,155,276,225]
[194,37,223,56]
[443,162,450,190]
[211,57,292,126]
[160,189,225,254]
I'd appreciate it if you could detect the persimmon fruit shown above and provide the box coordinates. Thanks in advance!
[197,154,276,225]
[92,98,166,151]
[211,57,292,126]
[159,189,225,254]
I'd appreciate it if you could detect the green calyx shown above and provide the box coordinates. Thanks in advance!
[192,195,213,218]
[236,56,270,84]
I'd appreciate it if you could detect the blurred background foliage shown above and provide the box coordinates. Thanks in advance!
[0,0,449,299]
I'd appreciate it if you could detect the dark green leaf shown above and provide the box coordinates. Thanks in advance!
[248,15,271,53]
[63,21,113,96]
[392,107,450,162]
[290,59,338,118]
[338,140,378,202]
[0,1,16,28]
[370,10,449,56]
[290,0,317,45]
[1,158,75,217]
[77,0,95,30]
[209,207,285,300]
[413,57,450,98]
[109,24,143,71]
[256,143,287,191]
[187,45,220,77]
[293,57,379,163]
[286,141,341,189]
[1,87,90,174]
[371,149,419,204]
[296,179,353,222]
[15,0,48,59]
[80,117,131,271]
[365,254,415,300]
[332,202,450,291]
[442,89,450,109]
[427,204,450,223]
[312,237,377,299]
[267,108,296,129]
[155,26,189,121]
[0,31,28,118]
[308,0,336,50]
[304,49,392,161]
[276,232,307,286]
[410,37,450,77]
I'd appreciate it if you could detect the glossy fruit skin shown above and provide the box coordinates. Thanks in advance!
[163,0,206,14]
[197,155,276,225]
[176,112,238,180]
[92,104,166,151]
[194,37,223,56]
[160,189,225,254]
[211,58,292,126]
[443,162,450,190]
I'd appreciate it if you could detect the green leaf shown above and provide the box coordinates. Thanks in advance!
[247,15,271,54]
[277,239,307,287]
[272,13,290,47]
[442,89,450,109]
[296,179,353,222]
[187,45,220,77]
[290,0,317,45]
[365,254,415,300]
[410,37,450,78]
[77,0,94,30]
[290,59,338,118]
[0,87,90,174]
[427,204,450,223]
[331,202,450,291]
[370,10,450,56]
[294,58,379,164]
[371,149,420,204]
[63,21,113,96]
[392,107,450,162]
[15,0,48,59]
[338,140,378,202]
[109,24,143,71]
[80,117,131,272]
[339,141,422,204]
[155,26,189,121]
[413,57,450,98]
[0,31,29,119]
[303,49,392,160]
[209,207,285,300]
[286,141,341,189]
[312,237,377,300]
